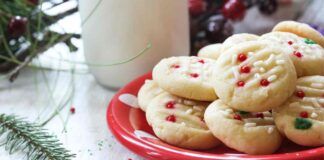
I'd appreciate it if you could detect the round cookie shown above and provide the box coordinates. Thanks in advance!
[222,33,259,51]
[260,31,324,77]
[272,21,324,47]
[213,41,297,112]
[153,56,217,101]
[273,76,324,146]
[204,100,282,155]
[198,43,223,60]
[137,80,165,111]
[146,92,220,150]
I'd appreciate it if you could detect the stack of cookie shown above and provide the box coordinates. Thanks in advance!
[137,21,324,155]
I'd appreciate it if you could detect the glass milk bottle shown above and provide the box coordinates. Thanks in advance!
[79,0,189,89]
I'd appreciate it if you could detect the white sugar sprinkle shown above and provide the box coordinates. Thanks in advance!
[253,61,264,67]
[180,122,186,126]
[244,123,257,127]
[259,67,266,73]
[185,109,193,115]
[254,73,261,78]
[267,75,277,82]
[276,60,285,65]
[289,102,300,108]
[231,55,237,64]
[267,127,274,134]
[310,83,324,89]
[265,54,275,65]
[232,67,240,80]
[310,112,318,118]
[248,52,254,56]
[193,106,203,111]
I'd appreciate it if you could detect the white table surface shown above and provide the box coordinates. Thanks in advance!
[0,1,323,159]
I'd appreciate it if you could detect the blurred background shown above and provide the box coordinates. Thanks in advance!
[0,0,323,159]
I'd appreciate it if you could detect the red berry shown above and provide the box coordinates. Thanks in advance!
[233,114,242,121]
[295,90,305,99]
[190,73,199,78]
[293,51,303,58]
[8,16,28,38]
[171,64,180,69]
[198,59,205,64]
[166,115,176,122]
[27,0,38,5]
[70,107,75,114]
[222,0,246,21]
[299,111,308,118]
[237,81,245,87]
[240,65,251,74]
[189,0,205,16]
[288,41,293,45]
[256,113,264,119]
[260,79,270,87]
[165,101,175,109]
[237,53,247,62]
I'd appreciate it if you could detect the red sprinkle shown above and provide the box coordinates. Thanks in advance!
[260,79,270,87]
[171,64,180,69]
[293,51,303,58]
[240,65,251,74]
[237,53,247,62]
[256,113,264,119]
[233,114,242,121]
[198,59,205,64]
[190,73,199,78]
[165,101,176,109]
[295,90,305,99]
[166,115,176,122]
[299,111,308,118]
[288,41,293,45]
[237,81,245,87]
[70,107,75,114]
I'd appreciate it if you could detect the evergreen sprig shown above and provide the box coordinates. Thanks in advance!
[0,114,75,160]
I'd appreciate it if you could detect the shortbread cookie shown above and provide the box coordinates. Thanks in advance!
[222,33,259,51]
[153,56,217,101]
[272,21,324,47]
[198,43,223,60]
[146,93,220,149]
[260,32,324,77]
[198,34,259,60]
[213,41,297,112]
[137,80,165,111]
[204,100,282,155]
[273,76,324,146]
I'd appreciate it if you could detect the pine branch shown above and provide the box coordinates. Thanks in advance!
[0,114,75,160]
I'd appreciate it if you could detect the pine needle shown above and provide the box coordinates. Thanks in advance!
[0,114,75,160]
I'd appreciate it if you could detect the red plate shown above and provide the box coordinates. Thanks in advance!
[107,73,324,160]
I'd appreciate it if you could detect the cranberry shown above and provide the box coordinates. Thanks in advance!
[240,65,251,74]
[205,15,233,42]
[299,111,308,118]
[256,113,264,119]
[233,114,242,121]
[190,73,199,78]
[165,101,175,109]
[221,0,246,21]
[166,115,176,122]
[293,51,303,58]
[27,0,38,5]
[70,107,75,114]
[189,0,205,16]
[258,0,278,15]
[260,79,270,87]
[295,90,305,99]
[8,16,28,38]
[288,41,293,45]
[237,81,245,87]
[237,53,247,62]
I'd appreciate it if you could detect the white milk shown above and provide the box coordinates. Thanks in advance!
[79,0,189,89]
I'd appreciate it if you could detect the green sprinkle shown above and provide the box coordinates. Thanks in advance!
[304,38,316,44]
[238,111,249,115]
[295,117,312,130]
